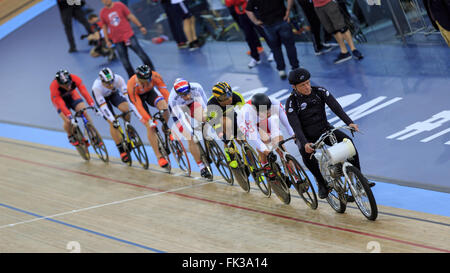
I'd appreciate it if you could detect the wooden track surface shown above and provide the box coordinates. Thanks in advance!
[0,137,449,253]
[0,0,42,25]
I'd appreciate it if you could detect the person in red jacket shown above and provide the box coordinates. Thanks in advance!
[50,69,96,146]
[225,0,263,68]
[100,0,155,77]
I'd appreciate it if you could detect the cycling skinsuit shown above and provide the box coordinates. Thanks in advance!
[237,97,295,153]
[50,74,94,118]
[168,82,208,135]
[206,91,245,138]
[91,74,141,123]
[127,71,170,124]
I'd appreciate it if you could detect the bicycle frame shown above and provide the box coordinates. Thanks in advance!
[73,106,94,132]
[152,109,172,155]
[115,110,134,148]
[311,126,356,198]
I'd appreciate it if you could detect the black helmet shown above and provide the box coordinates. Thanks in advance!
[55,69,72,85]
[135,65,152,80]
[288,68,310,85]
[251,93,271,113]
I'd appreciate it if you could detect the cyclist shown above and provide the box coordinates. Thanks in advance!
[285,68,374,200]
[236,93,295,183]
[92,67,141,163]
[206,82,246,169]
[168,78,212,179]
[50,69,97,146]
[127,64,170,168]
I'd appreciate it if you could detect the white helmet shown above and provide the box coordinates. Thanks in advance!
[99,67,114,84]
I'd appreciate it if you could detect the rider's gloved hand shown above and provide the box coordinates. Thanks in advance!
[112,120,120,129]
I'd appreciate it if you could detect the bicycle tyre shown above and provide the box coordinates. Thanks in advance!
[243,144,271,197]
[127,124,149,169]
[198,143,213,181]
[73,126,90,161]
[345,165,378,221]
[270,162,291,204]
[207,140,234,185]
[326,186,347,214]
[168,133,191,177]
[85,124,109,163]
[157,130,171,173]
[285,155,318,209]
[231,153,250,192]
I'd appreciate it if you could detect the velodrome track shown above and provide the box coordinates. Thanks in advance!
[0,0,449,253]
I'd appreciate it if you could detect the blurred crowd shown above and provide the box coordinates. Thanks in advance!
[57,0,450,79]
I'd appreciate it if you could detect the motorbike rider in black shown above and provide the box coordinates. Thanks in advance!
[285,68,374,199]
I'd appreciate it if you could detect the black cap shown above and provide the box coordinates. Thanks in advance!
[288,68,310,85]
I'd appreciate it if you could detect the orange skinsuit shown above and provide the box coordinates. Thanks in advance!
[127,71,170,123]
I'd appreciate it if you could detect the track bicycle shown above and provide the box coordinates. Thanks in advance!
[275,137,318,209]
[151,110,191,176]
[225,136,272,197]
[191,121,233,183]
[72,106,108,162]
[310,126,378,220]
[114,110,149,169]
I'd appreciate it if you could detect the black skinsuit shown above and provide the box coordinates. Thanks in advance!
[285,86,360,187]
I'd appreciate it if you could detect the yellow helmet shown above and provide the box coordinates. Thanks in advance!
[212,82,233,100]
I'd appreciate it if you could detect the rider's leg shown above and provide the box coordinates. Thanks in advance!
[117,101,131,122]
[178,122,202,165]
[74,102,92,124]
[60,112,72,136]
[145,122,165,163]
[156,99,169,123]
[298,143,330,198]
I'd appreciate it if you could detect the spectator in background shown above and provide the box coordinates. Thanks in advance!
[82,14,116,61]
[160,0,188,48]
[57,0,93,53]
[423,0,450,47]
[246,0,300,79]
[225,0,263,68]
[100,0,156,78]
[171,0,201,50]
[312,0,363,64]
[296,0,334,55]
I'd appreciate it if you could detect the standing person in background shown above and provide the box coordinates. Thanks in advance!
[225,0,262,68]
[160,0,189,48]
[171,0,201,50]
[100,0,156,78]
[296,0,334,55]
[246,0,300,79]
[57,0,93,53]
[312,0,363,64]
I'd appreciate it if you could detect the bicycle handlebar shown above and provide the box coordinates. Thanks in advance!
[310,125,356,150]
[277,136,296,148]
[74,106,96,118]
